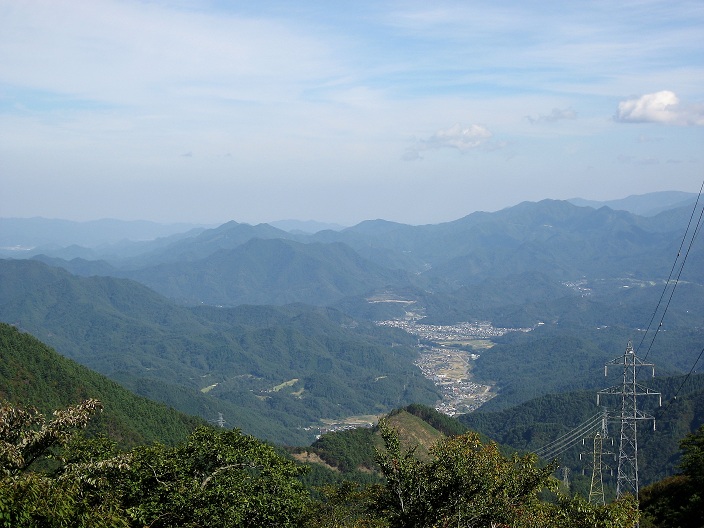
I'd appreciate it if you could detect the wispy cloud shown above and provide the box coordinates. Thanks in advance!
[1,1,703,225]
[614,91,704,126]
[617,154,660,165]
[404,123,500,161]
[526,107,577,124]
[0,0,339,108]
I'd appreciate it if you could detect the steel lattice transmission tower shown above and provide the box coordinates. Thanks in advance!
[597,341,661,499]
[580,410,611,505]
[589,432,606,505]
[209,412,227,428]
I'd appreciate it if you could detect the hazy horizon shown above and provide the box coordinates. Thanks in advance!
[1,189,698,231]
[2,1,703,226]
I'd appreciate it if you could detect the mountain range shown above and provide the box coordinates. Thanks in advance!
[1,191,702,445]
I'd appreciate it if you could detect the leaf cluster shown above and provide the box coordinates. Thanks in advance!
[0,400,310,527]
[640,424,704,527]
[370,419,639,528]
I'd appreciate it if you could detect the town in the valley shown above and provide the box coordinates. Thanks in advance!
[314,297,535,435]
[378,316,533,416]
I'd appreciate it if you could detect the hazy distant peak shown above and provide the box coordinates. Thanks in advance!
[269,219,347,234]
[568,191,697,216]
[345,219,408,234]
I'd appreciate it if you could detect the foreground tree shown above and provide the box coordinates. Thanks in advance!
[372,419,638,528]
[0,400,643,527]
[0,400,310,527]
[115,426,310,527]
[306,481,388,528]
[640,424,704,528]
[0,398,127,527]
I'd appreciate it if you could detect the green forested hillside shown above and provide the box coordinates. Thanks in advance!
[459,374,704,488]
[297,381,703,508]
[0,259,438,444]
[464,314,704,410]
[122,237,411,306]
[0,323,202,446]
[299,405,500,479]
[300,407,450,477]
[315,200,702,283]
[3,255,699,444]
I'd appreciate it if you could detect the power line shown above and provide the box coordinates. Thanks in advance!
[660,346,704,416]
[639,183,704,362]
[533,412,605,461]
[534,413,603,458]
[527,183,704,499]
[635,182,703,356]
[636,180,704,424]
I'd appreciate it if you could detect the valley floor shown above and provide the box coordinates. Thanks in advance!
[376,316,534,416]
[414,345,495,415]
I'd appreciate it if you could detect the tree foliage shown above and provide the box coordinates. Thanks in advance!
[371,419,638,528]
[0,398,126,527]
[640,424,704,528]
[0,400,310,527]
[0,400,654,528]
[115,426,310,527]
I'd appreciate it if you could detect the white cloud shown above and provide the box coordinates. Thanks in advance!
[615,91,704,125]
[404,123,497,160]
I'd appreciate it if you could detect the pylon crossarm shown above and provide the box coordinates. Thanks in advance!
[633,383,661,396]
[597,385,623,405]
[632,409,656,421]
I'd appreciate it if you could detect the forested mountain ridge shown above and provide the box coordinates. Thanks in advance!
[0,322,203,446]
[120,237,411,306]
[313,199,700,278]
[1,194,702,444]
[4,198,701,310]
[3,191,694,254]
[568,191,697,217]
[0,259,438,444]
[120,219,298,267]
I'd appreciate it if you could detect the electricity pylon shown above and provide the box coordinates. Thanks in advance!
[588,431,608,505]
[216,412,226,428]
[580,410,611,505]
[597,341,661,499]
[561,466,570,488]
[209,412,227,428]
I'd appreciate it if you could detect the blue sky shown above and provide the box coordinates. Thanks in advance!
[1,0,703,226]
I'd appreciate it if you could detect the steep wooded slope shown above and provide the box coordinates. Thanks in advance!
[0,259,438,444]
[0,322,203,446]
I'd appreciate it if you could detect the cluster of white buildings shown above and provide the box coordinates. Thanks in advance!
[413,346,495,416]
[376,319,530,341]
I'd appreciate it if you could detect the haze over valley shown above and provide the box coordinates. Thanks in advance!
[2,192,702,445]
[2,2,703,524]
